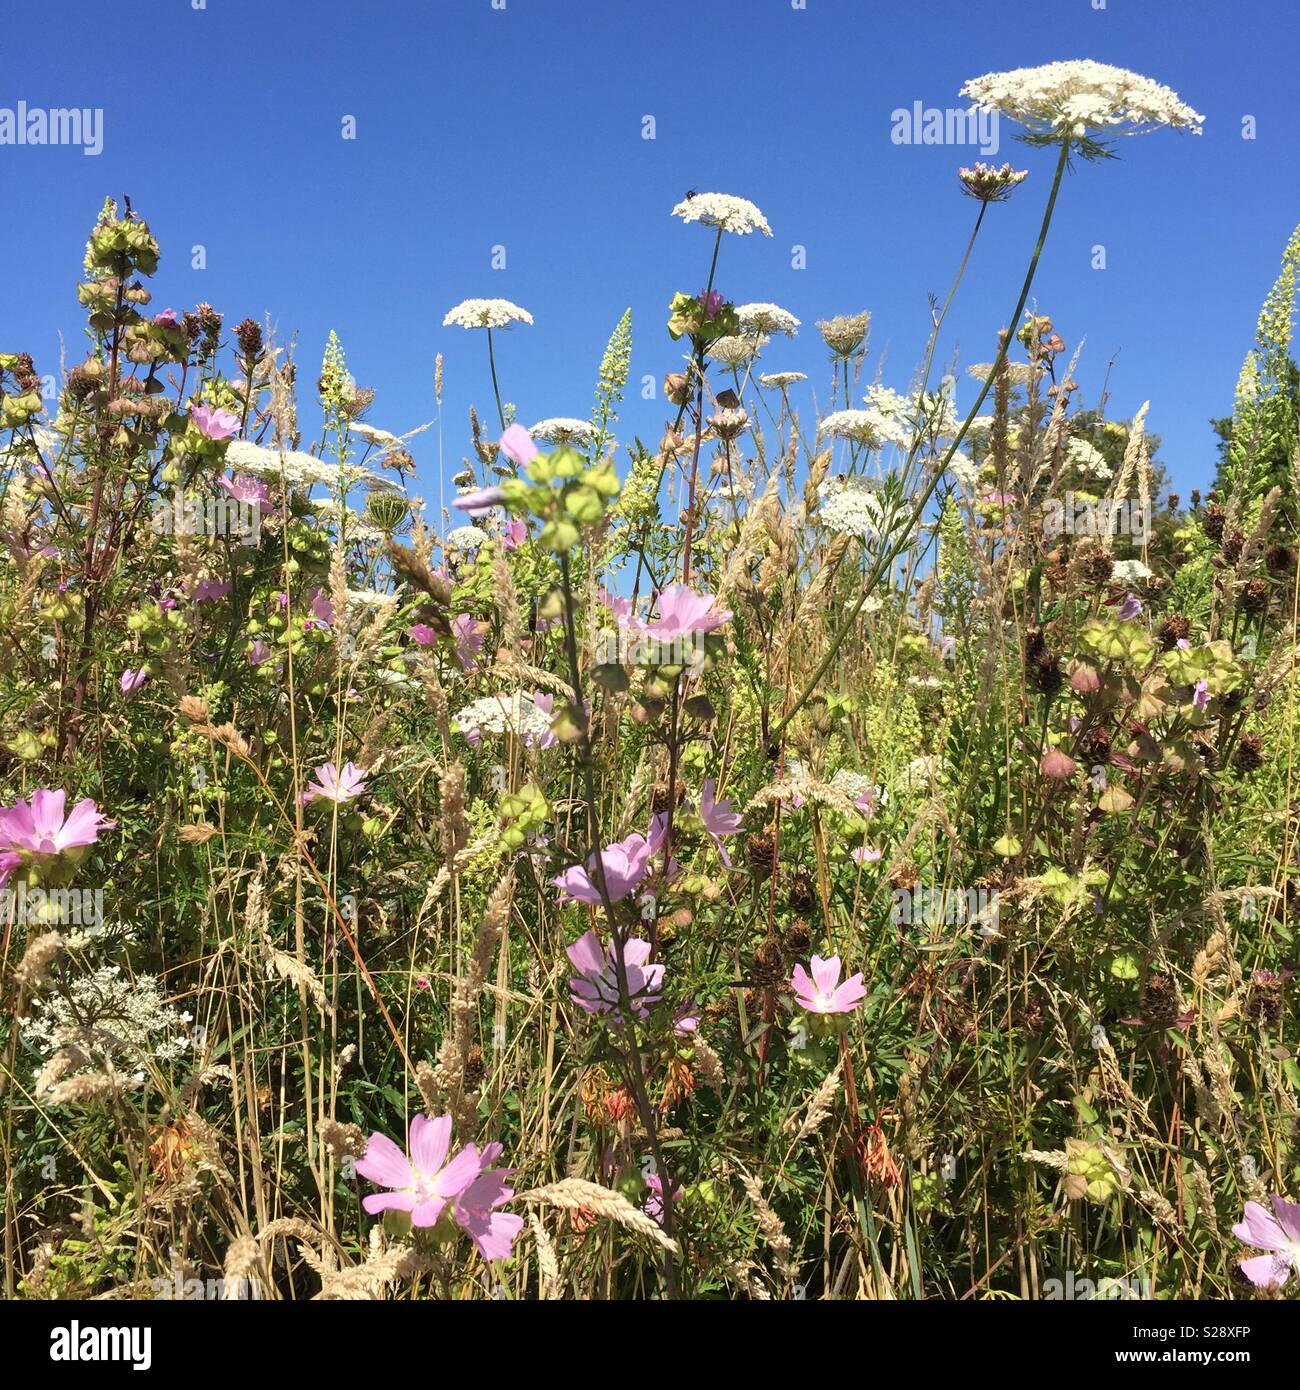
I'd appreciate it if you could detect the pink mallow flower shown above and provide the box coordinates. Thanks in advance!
[0,789,114,859]
[698,778,742,867]
[190,404,240,441]
[644,583,732,639]
[248,639,272,666]
[409,623,437,646]
[1233,1195,1300,1289]
[1117,592,1143,621]
[309,588,335,627]
[190,579,231,604]
[790,954,866,1015]
[453,1142,525,1262]
[644,1170,684,1226]
[502,518,527,551]
[119,668,148,697]
[699,288,724,320]
[852,845,882,865]
[499,423,538,468]
[0,851,22,889]
[219,473,271,513]
[553,823,663,905]
[451,613,487,669]
[303,761,368,804]
[356,1114,484,1228]
[452,486,506,517]
[566,929,664,1020]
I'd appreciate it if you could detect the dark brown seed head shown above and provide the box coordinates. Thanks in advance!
[1238,578,1269,614]
[750,935,787,989]
[783,917,812,958]
[1233,734,1265,774]
[1157,614,1191,650]
[746,831,777,878]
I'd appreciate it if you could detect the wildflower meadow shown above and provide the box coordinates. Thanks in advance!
[3,6,1300,1346]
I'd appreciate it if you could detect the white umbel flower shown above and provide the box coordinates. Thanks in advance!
[816,476,888,540]
[736,302,800,337]
[442,298,534,329]
[1066,437,1113,481]
[454,691,554,743]
[530,417,597,447]
[947,451,979,491]
[670,192,772,237]
[1110,558,1153,584]
[759,371,807,389]
[225,440,398,494]
[819,410,883,447]
[445,525,488,552]
[708,335,762,369]
[350,422,402,450]
[961,61,1203,140]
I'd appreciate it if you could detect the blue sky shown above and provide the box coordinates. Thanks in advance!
[4,0,1298,501]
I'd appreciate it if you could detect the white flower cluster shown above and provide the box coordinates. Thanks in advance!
[670,192,772,237]
[947,451,979,491]
[349,422,402,451]
[816,476,888,540]
[1111,558,1153,584]
[225,441,399,495]
[23,965,192,1088]
[445,525,488,552]
[829,768,878,802]
[708,335,762,369]
[454,691,554,743]
[961,61,1204,140]
[819,410,883,447]
[759,371,807,389]
[442,298,534,330]
[530,418,597,447]
[736,302,800,337]
[345,587,395,609]
[1065,436,1114,481]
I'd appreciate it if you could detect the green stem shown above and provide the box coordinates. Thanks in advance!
[486,328,506,432]
[773,137,1072,741]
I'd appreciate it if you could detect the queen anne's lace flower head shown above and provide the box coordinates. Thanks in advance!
[816,476,888,540]
[442,298,534,330]
[453,691,555,745]
[759,371,807,389]
[736,302,799,337]
[670,191,771,236]
[529,418,596,447]
[819,410,883,448]
[817,312,870,358]
[708,335,762,369]
[445,525,488,553]
[1066,436,1114,481]
[959,162,1029,202]
[224,440,399,494]
[961,61,1204,142]
[349,421,402,450]
[1110,558,1153,584]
